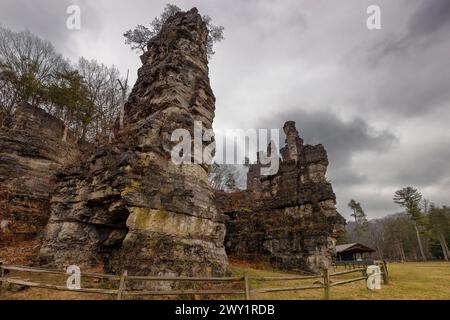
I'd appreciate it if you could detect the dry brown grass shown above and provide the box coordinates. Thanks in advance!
[0,239,41,265]
[1,261,449,300]
[229,261,450,300]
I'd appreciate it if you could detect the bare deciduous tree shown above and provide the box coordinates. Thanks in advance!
[0,26,68,112]
[0,25,127,142]
[209,163,240,192]
[76,58,126,141]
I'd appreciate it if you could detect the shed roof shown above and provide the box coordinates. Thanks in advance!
[336,243,375,254]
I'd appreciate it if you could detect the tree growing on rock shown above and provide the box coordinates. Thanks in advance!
[124,4,224,58]
[0,26,68,114]
[46,69,92,141]
[0,25,126,141]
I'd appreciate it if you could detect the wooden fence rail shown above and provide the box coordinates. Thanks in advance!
[0,262,388,300]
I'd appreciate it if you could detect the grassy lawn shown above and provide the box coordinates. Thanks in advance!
[229,261,450,300]
[1,261,449,300]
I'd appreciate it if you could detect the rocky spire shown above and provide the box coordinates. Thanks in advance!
[124,8,215,131]
[218,121,344,273]
[281,121,304,162]
[39,8,228,278]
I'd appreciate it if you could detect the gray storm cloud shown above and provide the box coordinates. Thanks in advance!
[408,0,450,37]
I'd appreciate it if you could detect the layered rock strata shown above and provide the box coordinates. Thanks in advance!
[215,122,345,273]
[1,8,344,278]
[39,8,228,277]
[0,103,81,243]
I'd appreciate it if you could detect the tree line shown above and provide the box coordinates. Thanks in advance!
[0,26,128,142]
[341,187,450,261]
[1,4,224,142]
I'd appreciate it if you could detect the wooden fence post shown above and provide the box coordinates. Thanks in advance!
[323,268,330,300]
[0,261,4,297]
[244,273,251,300]
[381,261,389,284]
[117,270,128,300]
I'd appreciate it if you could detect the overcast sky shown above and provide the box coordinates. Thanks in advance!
[1,0,449,220]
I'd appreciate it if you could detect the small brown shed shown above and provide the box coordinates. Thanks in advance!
[336,243,375,261]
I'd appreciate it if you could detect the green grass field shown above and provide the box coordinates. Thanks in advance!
[1,261,449,300]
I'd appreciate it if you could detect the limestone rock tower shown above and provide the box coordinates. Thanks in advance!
[39,8,228,277]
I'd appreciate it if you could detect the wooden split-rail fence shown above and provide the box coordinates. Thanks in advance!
[335,260,389,276]
[0,262,389,300]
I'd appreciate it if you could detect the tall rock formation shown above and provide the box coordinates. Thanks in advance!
[1,7,343,278]
[0,103,81,246]
[215,122,345,273]
[39,8,228,277]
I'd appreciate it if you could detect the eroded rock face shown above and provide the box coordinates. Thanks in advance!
[0,103,81,244]
[39,8,228,277]
[215,122,345,273]
[2,7,342,277]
